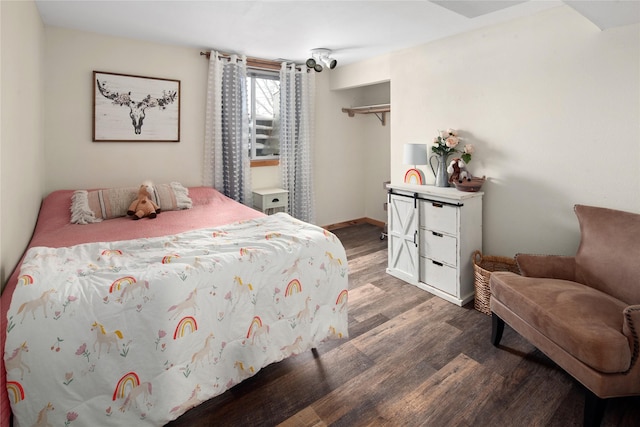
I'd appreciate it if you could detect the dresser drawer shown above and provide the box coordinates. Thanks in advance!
[420,257,457,296]
[420,201,457,235]
[253,189,288,211]
[420,230,457,266]
[260,193,288,209]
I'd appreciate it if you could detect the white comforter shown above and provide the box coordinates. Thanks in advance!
[4,213,348,426]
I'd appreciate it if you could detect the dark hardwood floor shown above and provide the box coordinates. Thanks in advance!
[167,224,640,427]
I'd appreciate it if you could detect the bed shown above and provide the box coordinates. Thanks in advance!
[1,186,348,427]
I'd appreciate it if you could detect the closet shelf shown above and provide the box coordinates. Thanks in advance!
[341,103,390,126]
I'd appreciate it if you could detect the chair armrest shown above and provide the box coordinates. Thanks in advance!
[623,305,640,372]
[515,254,576,280]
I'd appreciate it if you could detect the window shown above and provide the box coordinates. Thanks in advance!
[247,71,280,163]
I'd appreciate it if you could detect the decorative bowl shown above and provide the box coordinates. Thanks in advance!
[453,176,486,192]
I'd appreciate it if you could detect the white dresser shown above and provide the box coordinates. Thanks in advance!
[386,184,483,306]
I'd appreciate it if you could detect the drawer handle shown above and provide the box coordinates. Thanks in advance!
[271,198,279,203]
[432,203,443,208]
[432,231,443,237]
[432,260,443,266]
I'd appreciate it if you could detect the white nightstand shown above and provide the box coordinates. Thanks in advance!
[253,188,288,215]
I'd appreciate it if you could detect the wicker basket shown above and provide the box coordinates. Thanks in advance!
[472,250,520,315]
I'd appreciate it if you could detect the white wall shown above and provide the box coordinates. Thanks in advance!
[330,54,391,90]
[314,75,390,226]
[44,28,207,190]
[314,72,366,225]
[352,83,390,224]
[251,164,280,190]
[327,64,394,226]
[0,1,45,291]
[389,6,639,256]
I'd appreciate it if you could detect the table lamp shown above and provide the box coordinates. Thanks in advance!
[403,143,427,185]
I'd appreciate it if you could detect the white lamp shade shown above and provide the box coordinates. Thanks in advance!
[403,144,427,165]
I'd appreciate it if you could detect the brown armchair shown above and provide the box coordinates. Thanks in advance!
[489,205,640,427]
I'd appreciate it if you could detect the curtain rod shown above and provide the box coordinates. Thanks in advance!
[199,51,305,72]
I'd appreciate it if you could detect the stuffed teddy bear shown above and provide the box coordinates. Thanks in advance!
[127,183,161,220]
[447,158,473,183]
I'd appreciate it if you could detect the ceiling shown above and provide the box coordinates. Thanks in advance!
[34,1,640,67]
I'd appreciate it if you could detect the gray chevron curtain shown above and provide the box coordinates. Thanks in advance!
[278,63,315,223]
[203,51,252,206]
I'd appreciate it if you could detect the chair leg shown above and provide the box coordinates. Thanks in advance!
[583,389,606,427]
[491,312,505,346]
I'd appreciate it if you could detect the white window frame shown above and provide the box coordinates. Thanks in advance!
[247,69,280,162]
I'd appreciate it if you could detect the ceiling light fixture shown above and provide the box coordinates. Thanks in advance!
[306,48,337,72]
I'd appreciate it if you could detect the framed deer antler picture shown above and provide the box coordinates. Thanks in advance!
[93,71,180,142]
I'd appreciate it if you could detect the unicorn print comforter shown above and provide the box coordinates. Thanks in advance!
[4,213,348,426]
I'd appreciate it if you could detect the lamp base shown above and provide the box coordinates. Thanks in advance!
[404,168,425,185]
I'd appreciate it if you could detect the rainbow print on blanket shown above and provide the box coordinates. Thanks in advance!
[5,213,349,426]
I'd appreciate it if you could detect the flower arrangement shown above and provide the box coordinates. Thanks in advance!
[432,129,475,164]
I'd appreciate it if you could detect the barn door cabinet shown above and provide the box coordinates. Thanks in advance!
[386,183,483,306]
